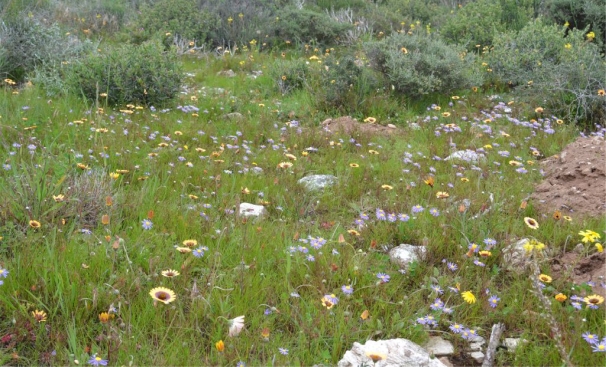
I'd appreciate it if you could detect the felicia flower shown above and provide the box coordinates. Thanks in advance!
[377,273,390,283]
[591,339,606,352]
[429,208,440,217]
[341,285,354,295]
[582,332,599,344]
[431,285,444,294]
[488,295,500,308]
[88,354,108,366]
[0,268,9,278]
[450,323,464,333]
[411,205,424,214]
[192,247,206,257]
[447,262,458,272]
[375,209,386,221]
[398,213,410,222]
[430,298,444,311]
[278,347,289,355]
[149,287,176,304]
[141,219,153,230]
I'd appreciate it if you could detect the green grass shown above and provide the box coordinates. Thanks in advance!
[0,47,604,367]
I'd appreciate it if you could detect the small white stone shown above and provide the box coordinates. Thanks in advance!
[238,203,267,217]
[469,351,485,364]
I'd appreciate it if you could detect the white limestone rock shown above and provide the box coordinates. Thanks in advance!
[502,238,532,271]
[298,175,337,191]
[389,244,427,269]
[238,203,267,218]
[445,150,485,164]
[338,339,447,367]
[424,336,454,357]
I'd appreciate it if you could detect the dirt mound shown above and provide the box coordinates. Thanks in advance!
[551,252,606,298]
[530,136,606,218]
[321,116,402,136]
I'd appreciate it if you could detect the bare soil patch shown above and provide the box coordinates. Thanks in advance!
[551,251,606,298]
[530,136,606,218]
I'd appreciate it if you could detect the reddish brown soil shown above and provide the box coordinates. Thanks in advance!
[530,136,606,218]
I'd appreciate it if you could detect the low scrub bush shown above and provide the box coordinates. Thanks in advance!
[441,0,505,49]
[313,55,382,113]
[67,41,182,106]
[0,17,94,83]
[488,19,606,126]
[269,7,353,47]
[131,0,216,46]
[270,59,310,95]
[365,31,483,97]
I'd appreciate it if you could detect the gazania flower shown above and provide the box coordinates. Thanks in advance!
[261,327,270,341]
[99,312,111,323]
[349,163,359,168]
[524,217,539,229]
[424,176,434,188]
[364,117,376,123]
[479,250,492,257]
[228,315,245,337]
[347,229,360,236]
[53,194,65,202]
[535,107,544,113]
[29,220,41,229]
[360,309,370,320]
[277,162,293,169]
[176,247,192,253]
[553,210,562,220]
[538,274,552,283]
[381,184,393,190]
[368,150,379,155]
[461,291,476,304]
[436,191,449,198]
[321,294,339,309]
[554,293,567,302]
[442,112,451,117]
[32,309,47,322]
[584,294,604,306]
[182,239,198,247]
[161,269,180,278]
[77,163,90,170]
[149,287,177,304]
[563,216,572,222]
[215,340,225,352]
[598,89,605,96]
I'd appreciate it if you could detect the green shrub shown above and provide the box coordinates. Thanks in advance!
[67,41,182,106]
[0,17,94,83]
[313,55,381,113]
[365,31,483,96]
[270,59,310,95]
[488,19,606,126]
[269,7,353,47]
[543,0,605,49]
[441,0,506,49]
[131,0,216,45]
[199,0,278,48]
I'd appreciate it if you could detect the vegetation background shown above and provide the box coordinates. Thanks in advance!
[0,0,604,365]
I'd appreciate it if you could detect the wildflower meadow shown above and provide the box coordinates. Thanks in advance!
[0,0,605,366]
